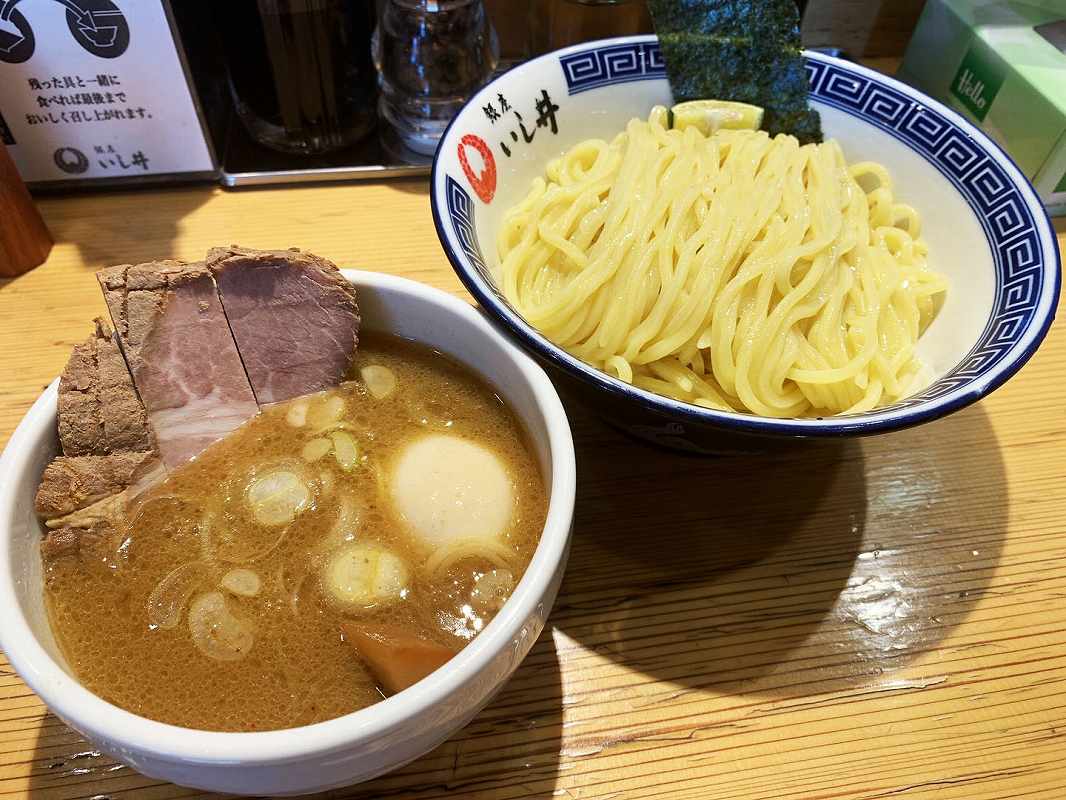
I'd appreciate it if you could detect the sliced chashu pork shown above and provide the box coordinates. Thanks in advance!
[97,259,260,468]
[40,522,114,561]
[40,322,141,541]
[55,328,105,456]
[35,451,158,519]
[40,247,361,556]
[57,318,152,456]
[38,318,158,538]
[207,246,360,404]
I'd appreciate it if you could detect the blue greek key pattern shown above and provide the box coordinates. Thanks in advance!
[560,42,666,95]
[445,175,490,283]
[807,59,1044,410]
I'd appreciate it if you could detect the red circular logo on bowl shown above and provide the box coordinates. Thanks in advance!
[458,134,496,204]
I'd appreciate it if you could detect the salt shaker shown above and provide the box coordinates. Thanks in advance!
[374,0,499,156]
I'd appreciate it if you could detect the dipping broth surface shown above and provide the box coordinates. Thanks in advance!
[43,335,547,731]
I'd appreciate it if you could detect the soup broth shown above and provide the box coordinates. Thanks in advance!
[42,334,547,731]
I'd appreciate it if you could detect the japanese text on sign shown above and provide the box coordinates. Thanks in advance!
[22,72,152,126]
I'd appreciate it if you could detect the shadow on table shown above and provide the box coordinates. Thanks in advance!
[384,177,431,197]
[19,397,1008,799]
[325,632,564,799]
[32,184,215,271]
[554,397,1007,701]
[23,633,564,800]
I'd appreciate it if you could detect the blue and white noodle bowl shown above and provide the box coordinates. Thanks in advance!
[431,35,1060,451]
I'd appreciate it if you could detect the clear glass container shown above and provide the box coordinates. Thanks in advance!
[374,0,499,156]
[214,0,377,156]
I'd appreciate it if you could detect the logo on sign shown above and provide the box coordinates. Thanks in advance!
[54,146,89,173]
[457,134,496,204]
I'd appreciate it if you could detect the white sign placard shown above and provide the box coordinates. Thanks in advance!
[0,0,213,182]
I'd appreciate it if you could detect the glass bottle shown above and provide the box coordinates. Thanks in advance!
[374,0,499,156]
[214,0,377,156]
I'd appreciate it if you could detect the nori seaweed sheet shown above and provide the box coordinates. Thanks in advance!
[648,0,822,144]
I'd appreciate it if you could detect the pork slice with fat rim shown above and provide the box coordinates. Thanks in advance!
[93,317,153,452]
[41,522,112,561]
[41,313,158,535]
[97,260,260,468]
[56,319,153,456]
[56,333,105,456]
[206,245,360,404]
[35,450,158,519]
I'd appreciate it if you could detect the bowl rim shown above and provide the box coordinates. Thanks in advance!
[0,269,577,764]
[431,34,1061,438]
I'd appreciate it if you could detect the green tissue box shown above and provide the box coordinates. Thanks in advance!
[898,0,1066,216]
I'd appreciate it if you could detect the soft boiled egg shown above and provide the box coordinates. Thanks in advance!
[390,434,514,547]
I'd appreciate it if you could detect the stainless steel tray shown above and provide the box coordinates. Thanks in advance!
[219,116,431,187]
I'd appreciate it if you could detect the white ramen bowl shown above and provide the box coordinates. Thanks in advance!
[0,271,576,795]
[431,36,1060,451]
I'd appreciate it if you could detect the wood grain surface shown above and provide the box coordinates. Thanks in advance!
[488,0,925,60]
[2,166,1065,799]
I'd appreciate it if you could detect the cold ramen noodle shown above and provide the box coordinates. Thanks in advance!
[497,106,949,417]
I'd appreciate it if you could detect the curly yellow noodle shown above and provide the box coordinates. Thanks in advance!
[498,109,948,417]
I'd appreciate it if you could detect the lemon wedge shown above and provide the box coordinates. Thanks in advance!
[671,100,764,135]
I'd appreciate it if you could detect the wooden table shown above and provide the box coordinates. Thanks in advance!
[2,171,1065,800]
